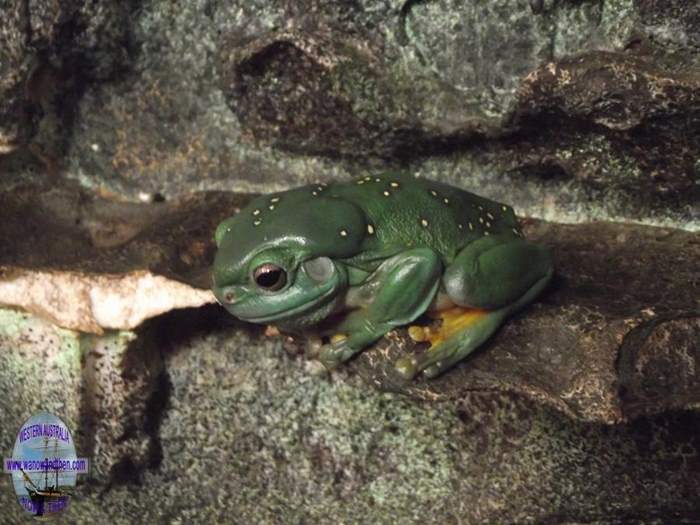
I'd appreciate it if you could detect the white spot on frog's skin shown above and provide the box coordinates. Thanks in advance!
[339,229,348,237]
[270,197,280,203]
[487,212,494,220]
[478,205,483,210]
[269,205,275,210]
[253,219,262,226]
[512,228,520,236]
[468,222,474,231]
[443,197,449,204]
[312,191,318,196]
[430,190,437,197]
[357,180,365,185]
[486,221,491,228]
[484,231,490,236]
[479,217,484,224]
[252,209,261,216]
[390,182,399,188]
[364,176,371,181]
[367,224,375,235]
[383,190,390,197]
[502,205,508,211]
[420,218,428,227]
[458,223,463,230]
[375,178,381,182]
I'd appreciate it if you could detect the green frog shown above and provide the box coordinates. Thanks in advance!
[212,173,553,379]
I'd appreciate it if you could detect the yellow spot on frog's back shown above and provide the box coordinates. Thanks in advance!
[331,333,347,344]
[390,181,399,188]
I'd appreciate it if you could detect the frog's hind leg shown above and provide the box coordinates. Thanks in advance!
[395,272,550,379]
[394,236,553,379]
[395,305,506,379]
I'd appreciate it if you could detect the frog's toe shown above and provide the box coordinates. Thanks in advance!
[422,362,446,379]
[393,355,419,380]
[318,335,354,369]
[304,335,324,358]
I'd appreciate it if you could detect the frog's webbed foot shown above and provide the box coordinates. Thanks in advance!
[394,307,505,380]
[394,269,553,379]
[318,334,356,370]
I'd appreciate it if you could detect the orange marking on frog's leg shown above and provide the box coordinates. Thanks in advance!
[422,307,489,349]
[407,307,489,346]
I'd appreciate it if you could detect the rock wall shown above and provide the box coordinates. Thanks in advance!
[1,0,698,523]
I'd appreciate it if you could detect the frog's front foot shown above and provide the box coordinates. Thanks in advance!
[318,334,354,370]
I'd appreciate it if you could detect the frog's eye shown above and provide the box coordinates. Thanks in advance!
[253,263,287,291]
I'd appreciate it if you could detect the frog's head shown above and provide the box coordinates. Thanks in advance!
[212,186,366,326]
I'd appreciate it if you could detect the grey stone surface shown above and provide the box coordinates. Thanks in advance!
[0,0,697,228]
[1,311,699,524]
[0,0,135,153]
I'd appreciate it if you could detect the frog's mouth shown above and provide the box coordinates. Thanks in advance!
[237,284,339,324]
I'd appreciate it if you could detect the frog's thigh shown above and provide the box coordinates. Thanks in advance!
[320,248,442,366]
[444,235,553,309]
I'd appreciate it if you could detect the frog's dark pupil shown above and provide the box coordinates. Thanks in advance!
[254,265,286,290]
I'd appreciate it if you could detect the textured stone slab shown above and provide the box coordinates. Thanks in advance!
[5,316,697,524]
[0,178,238,332]
[1,181,697,423]
[1,1,696,228]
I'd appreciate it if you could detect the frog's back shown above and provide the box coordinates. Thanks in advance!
[329,172,522,263]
